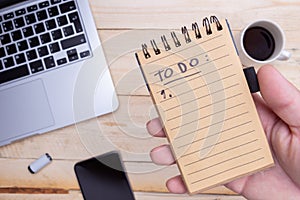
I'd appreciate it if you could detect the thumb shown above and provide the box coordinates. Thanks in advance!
[257,65,300,128]
[257,64,300,188]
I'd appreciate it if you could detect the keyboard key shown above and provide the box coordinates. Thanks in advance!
[0,47,6,58]
[0,61,3,70]
[80,50,90,58]
[28,36,40,48]
[67,48,78,61]
[45,19,57,30]
[17,40,29,51]
[0,64,29,84]
[0,26,2,34]
[22,26,34,37]
[51,29,62,40]
[6,44,17,55]
[11,30,23,41]
[3,57,15,68]
[30,60,44,73]
[15,53,26,64]
[48,6,59,17]
[4,12,14,20]
[37,10,48,21]
[57,57,67,65]
[51,0,61,5]
[40,33,52,44]
[38,46,49,57]
[25,13,36,25]
[27,5,38,13]
[14,17,25,28]
[0,34,11,45]
[34,23,46,34]
[49,42,60,53]
[44,56,55,69]
[57,15,68,26]
[26,49,38,61]
[59,1,76,13]
[15,9,26,16]
[39,1,50,9]
[68,12,83,33]
[3,21,14,32]
[61,34,86,50]
[0,16,2,22]
[63,25,74,37]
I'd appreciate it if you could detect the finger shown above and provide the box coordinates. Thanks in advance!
[258,65,300,128]
[225,176,248,195]
[150,144,175,165]
[166,175,187,194]
[147,118,166,137]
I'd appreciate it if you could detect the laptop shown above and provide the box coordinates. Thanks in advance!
[0,0,119,146]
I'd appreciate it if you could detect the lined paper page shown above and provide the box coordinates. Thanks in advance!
[136,19,274,194]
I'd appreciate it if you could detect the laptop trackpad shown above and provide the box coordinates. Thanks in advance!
[0,79,54,142]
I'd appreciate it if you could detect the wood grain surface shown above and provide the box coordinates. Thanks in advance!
[1,0,299,199]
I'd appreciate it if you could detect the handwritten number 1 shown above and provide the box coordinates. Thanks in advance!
[161,90,172,99]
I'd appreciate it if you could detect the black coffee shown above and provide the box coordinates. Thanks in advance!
[243,26,275,61]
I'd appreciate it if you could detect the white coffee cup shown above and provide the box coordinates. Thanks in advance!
[238,20,291,66]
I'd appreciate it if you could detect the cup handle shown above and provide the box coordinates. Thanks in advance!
[277,50,291,61]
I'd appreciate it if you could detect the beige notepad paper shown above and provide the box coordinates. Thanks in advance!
[135,18,274,194]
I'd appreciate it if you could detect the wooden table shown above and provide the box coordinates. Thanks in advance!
[1,0,299,199]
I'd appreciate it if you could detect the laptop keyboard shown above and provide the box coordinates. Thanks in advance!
[0,0,92,85]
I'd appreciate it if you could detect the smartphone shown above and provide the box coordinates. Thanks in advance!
[74,151,135,200]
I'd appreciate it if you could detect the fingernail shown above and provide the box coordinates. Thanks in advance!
[146,119,152,127]
[150,145,175,165]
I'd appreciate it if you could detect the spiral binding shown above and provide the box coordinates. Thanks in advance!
[182,26,192,43]
[141,16,223,59]
[210,16,223,31]
[192,22,201,39]
[171,31,181,47]
[161,35,171,51]
[150,39,161,55]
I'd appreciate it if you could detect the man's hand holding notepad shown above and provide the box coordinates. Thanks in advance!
[135,17,274,194]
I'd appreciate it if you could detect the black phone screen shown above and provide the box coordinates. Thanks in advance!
[74,152,135,200]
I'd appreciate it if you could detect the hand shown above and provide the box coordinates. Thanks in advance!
[147,65,300,199]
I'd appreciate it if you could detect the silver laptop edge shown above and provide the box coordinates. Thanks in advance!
[0,0,119,146]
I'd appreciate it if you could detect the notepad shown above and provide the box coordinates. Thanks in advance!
[135,17,274,194]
